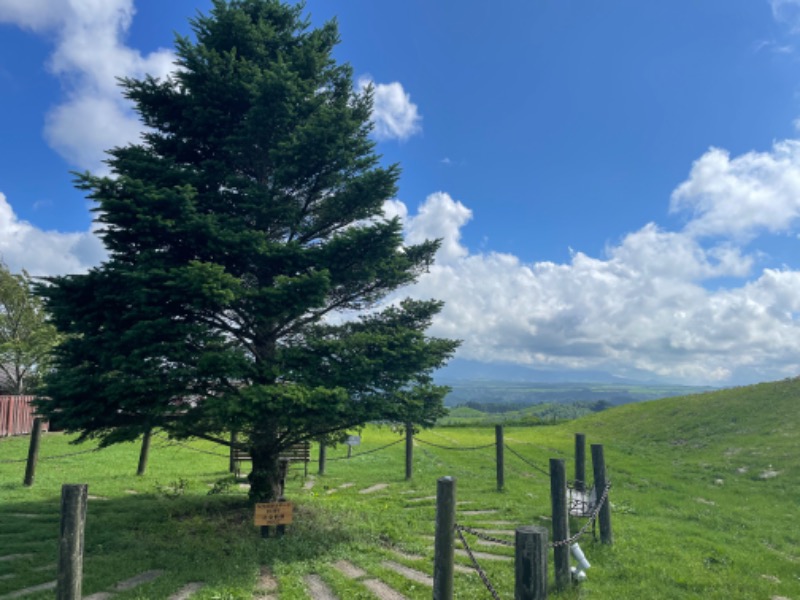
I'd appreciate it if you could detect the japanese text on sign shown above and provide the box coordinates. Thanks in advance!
[254,502,293,526]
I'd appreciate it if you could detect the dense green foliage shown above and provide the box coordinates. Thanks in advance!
[0,263,59,394]
[37,0,457,501]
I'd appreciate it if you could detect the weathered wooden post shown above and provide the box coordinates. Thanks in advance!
[57,484,88,600]
[229,431,238,474]
[23,417,43,486]
[433,476,456,600]
[574,433,586,492]
[549,458,571,590]
[136,428,152,476]
[405,423,413,481]
[318,442,326,475]
[496,425,505,491]
[591,444,613,545]
[276,459,290,538]
[515,525,548,600]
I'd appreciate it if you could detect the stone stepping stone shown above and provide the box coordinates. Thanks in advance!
[84,570,164,599]
[362,579,407,600]
[303,574,337,600]
[472,529,514,536]
[0,579,56,599]
[327,482,356,495]
[303,478,316,490]
[87,495,109,501]
[0,554,33,562]
[256,566,278,593]
[455,549,512,562]
[0,574,14,581]
[454,564,475,575]
[333,559,366,579]
[382,561,432,587]
[168,582,204,600]
[405,495,436,503]
[475,539,507,548]
[459,510,497,515]
[359,483,389,494]
[114,570,163,591]
[390,550,424,562]
[477,520,515,526]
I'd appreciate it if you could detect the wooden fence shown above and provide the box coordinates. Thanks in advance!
[0,395,47,437]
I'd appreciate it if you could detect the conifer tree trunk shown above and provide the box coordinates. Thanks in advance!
[248,428,283,503]
[248,449,282,503]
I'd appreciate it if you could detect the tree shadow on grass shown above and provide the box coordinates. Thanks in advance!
[0,488,368,599]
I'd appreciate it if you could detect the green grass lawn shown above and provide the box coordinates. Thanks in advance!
[1,378,799,599]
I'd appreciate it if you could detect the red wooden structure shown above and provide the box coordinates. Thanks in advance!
[0,396,47,437]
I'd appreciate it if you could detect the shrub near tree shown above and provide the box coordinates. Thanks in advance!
[37,0,458,502]
[0,262,59,395]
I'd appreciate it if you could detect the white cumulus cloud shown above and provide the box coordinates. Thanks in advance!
[358,76,422,141]
[670,141,800,240]
[0,192,106,276]
[393,187,800,385]
[0,0,175,172]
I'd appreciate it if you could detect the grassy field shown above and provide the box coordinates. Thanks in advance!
[1,378,798,599]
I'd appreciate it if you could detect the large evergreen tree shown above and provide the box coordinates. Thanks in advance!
[38,0,458,501]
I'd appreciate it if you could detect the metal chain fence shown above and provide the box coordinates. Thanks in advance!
[502,443,550,476]
[550,481,611,548]
[455,524,503,600]
[0,446,102,464]
[414,437,495,451]
[327,437,404,461]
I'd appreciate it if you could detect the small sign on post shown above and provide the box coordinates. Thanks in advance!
[346,435,360,458]
[254,502,293,526]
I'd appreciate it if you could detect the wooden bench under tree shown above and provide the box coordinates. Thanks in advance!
[231,441,311,478]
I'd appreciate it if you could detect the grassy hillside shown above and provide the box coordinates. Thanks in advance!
[0,378,798,599]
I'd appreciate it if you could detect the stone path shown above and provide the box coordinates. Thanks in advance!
[332,560,408,600]
[83,570,164,599]
[359,483,389,494]
[0,489,511,600]
[303,574,337,600]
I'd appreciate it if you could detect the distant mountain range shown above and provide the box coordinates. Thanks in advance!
[434,359,716,407]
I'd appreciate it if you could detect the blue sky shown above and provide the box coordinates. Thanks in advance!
[3,0,800,385]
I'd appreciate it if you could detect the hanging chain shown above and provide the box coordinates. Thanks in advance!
[503,443,550,476]
[414,437,495,451]
[550,481,611,548]
[455,525,502,600]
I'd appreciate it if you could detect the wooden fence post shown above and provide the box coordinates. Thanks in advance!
[57,484,88,600]
[495,425,505,491]
[23,417,43,486]
[591,444,613,545]
[574,433,586,492]
[515,525,548,600]
[318,443,326,475]
[549,458,571,590]
[136,428,152,476]
[433,476,456,600]
[405,423,413,481]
